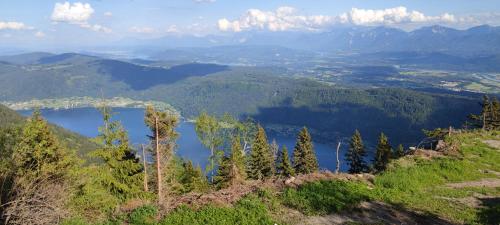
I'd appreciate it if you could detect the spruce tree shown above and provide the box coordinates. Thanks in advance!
[214,136,247,188]
[13,109,72,179]
[346,129,367,174]
[247,125,274,180]
[92,106,143,200]
[491,97,500,129]
[469,95,492,130]
[182,160,209,193]
[393,144,405,158]
[373,132,392,172]
[293,127,318,174]
[276,145,295,177]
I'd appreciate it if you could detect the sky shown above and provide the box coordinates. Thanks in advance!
[1,0,500,48]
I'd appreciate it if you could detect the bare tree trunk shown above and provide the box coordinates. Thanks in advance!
[483,113,486,130]
[142,144,148,192]
[335,142,341,174]
[210,146,214,183]
[155,116,162,203]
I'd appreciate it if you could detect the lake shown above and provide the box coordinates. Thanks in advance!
[18,108,350,172]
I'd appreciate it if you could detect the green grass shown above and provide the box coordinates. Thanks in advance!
[281,180,371,215]
[369,131,500,224]
[159,195,275,225]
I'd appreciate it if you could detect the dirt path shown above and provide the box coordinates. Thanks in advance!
[305,201,454,225]
[482,140,500,150]
[446,178,500,188]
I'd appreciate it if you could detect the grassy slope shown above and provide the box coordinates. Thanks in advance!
[371,131,500,224]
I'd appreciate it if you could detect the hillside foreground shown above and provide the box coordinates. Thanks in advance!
[65,130,499,225]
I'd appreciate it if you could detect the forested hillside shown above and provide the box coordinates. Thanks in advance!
[0,104,98,158]
[0,53,481,146]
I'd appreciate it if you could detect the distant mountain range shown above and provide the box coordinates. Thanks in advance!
[122,25,500,56]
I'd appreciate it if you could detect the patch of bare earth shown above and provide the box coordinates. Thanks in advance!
[482,140,500,150]
[446,178,500,188]
[305,201,454,225]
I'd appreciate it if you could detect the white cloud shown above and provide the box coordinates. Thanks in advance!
[34,31,46,38]
[51,2,111,33]
[346,7,455,25]
[51,2,94,24]
[103,11,113,17]
[217,6,333,32]
[194,0,215,3]
[81,23,112,33]
[129,26,156,34]
[0,21,33,30]
[166,25,179,33]
[218,6,462,32]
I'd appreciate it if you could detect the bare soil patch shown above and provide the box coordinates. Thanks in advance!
[446,178,500,188]
[482,140,500,150]
[305,201,454,225]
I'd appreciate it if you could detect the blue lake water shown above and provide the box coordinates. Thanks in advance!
[18,108,349,172]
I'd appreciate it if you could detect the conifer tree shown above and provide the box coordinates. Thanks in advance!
[393,144,405,158]
[144,106,179,203]
[276,145,295,177]
[293,127,318,174]
[248,125,274,179]
[467,95,500,131]
[490,97,500,129]
[373,132,392,172]
[181,160,209,193]
[346,129,367,174]
[8,109,74,224]
[13,109,72,179]
[91,106,143,200]
[214,136,247,188]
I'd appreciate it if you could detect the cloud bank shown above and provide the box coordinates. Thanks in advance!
[218,6,460,32]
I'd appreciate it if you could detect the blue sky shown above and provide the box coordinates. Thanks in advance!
[1,0,500,48]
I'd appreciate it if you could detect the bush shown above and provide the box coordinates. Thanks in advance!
[129,205,158,225]
[281,180,371,215]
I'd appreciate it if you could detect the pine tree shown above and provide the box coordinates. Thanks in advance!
[91,106,144,200]
[12,109,72,179]
[247,125,274,180]
[214,136,247,188]
[181,160,209,193]
[276,145,295,177]
[393,144,405,158]
[469,95,492,130]
[144,105,179,203]
[293,127,318,174]
[490,97,500,129]
[346,129,367,174]
[373,132,392,172]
